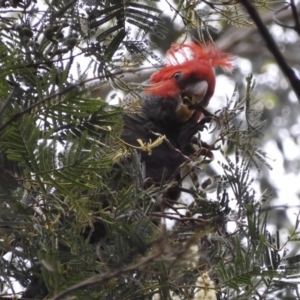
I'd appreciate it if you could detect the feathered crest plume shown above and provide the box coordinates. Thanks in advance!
[166,42,234,72]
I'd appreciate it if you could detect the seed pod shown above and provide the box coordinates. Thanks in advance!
[52,25,61,32]
[22,36,30,44]
[44,27,54,40]
[66,37,77,50]
[201,178,212,190]
[56,32,64,39]
[22,27,33,37]
[13,24,22,32]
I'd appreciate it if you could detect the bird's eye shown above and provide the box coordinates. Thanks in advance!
[173,72,182,81]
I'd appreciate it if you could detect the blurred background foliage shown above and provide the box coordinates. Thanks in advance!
[0,0,300,299]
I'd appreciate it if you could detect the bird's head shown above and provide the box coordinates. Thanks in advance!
[143,42,233,123]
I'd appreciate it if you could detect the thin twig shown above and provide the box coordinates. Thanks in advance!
[51,250,163,300]
[273,5,296,29]
[239,0,300,102]
[290,0,300,37]
[217,3,300,51]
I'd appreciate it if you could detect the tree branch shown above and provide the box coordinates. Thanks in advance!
[239,0,300,102]
[52,250,163,300]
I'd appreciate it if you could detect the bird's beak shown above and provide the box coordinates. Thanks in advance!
[175,81,208,123]
[183,81,208,106]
